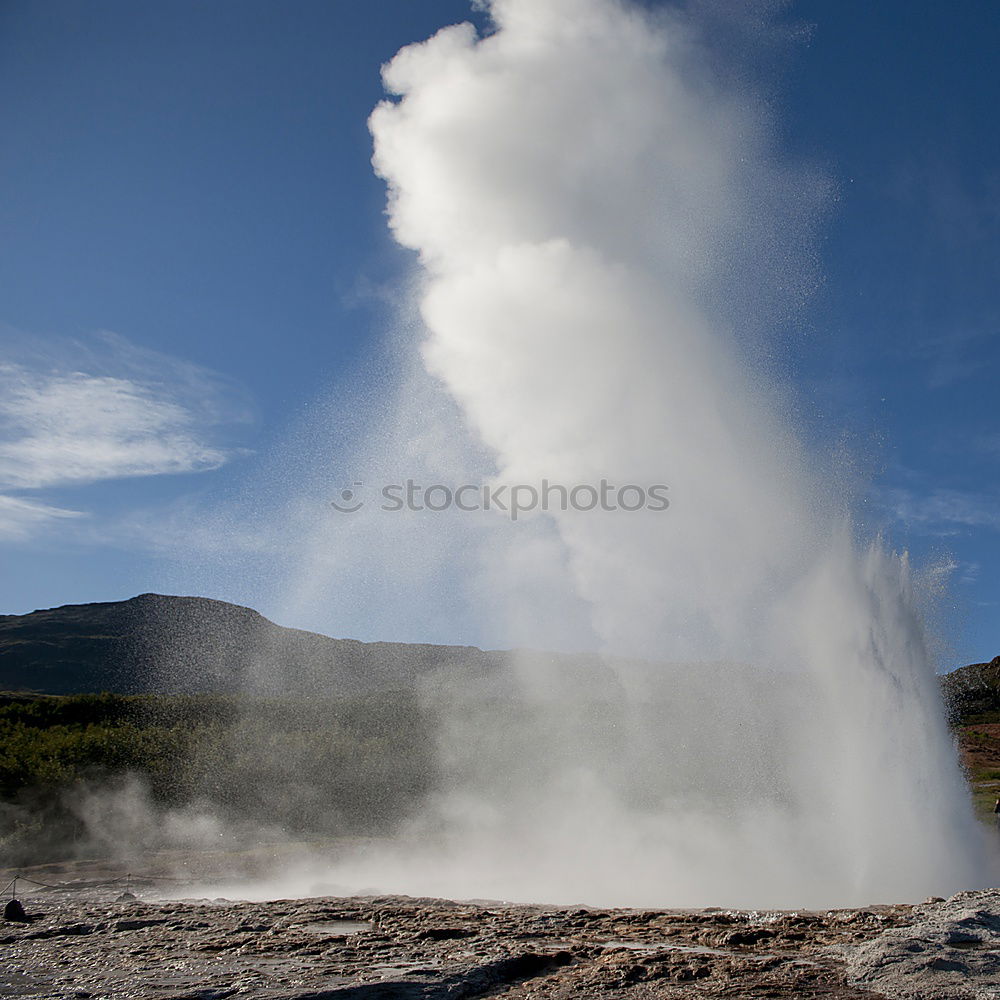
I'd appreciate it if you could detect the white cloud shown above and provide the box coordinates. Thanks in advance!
[0,494,84,541]
[882,486,1000,535]
[0,366,229,489]
[0,329,253,541]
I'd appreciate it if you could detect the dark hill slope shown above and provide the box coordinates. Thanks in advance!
[4,593,996,717]
[941,657,1000,819]
[0,594,498,696]
[941,656,1000,722]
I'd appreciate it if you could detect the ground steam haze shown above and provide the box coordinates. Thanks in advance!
[255,0,988,907]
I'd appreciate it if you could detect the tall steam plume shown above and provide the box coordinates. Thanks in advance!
[331,0,989,907]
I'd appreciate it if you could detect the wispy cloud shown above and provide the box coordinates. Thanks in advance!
[0,329,253,541]
[0,367,229,488]
[932,336,989,391]
[0,494,84,542]
[881,485,1000,536]
[894,326,993,391]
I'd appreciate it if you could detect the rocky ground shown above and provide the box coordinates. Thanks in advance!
[1,857,999,1000]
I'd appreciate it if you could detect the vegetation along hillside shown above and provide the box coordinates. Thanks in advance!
[0,594,997,864]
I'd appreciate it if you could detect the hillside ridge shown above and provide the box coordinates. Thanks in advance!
[0,592,497,696]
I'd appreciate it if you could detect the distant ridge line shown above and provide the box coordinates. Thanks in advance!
[0,592,499,696]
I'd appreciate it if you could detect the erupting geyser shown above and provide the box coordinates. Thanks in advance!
[282,0,988,907]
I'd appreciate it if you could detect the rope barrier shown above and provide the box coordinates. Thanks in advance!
[1,870,183,895]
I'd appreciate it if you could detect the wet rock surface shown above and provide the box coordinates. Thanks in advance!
[1,873,997,999]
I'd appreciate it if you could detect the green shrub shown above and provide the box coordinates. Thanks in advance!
[0,691,436,864]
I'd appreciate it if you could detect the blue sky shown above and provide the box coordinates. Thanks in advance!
[0,0,997,666]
